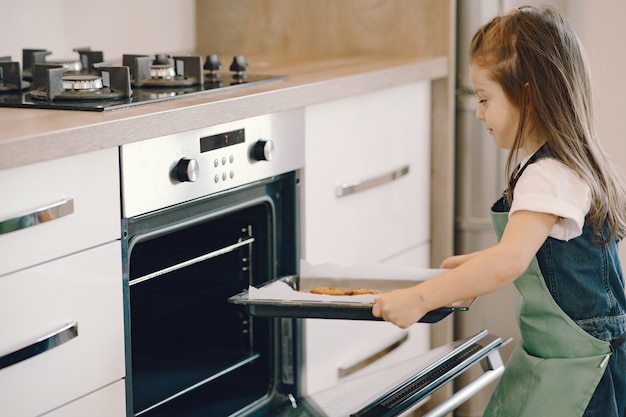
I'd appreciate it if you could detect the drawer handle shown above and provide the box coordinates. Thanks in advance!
[337,332,409,378]
[335,165,409,198]
[0,321,78,370]
[0,198,74,235]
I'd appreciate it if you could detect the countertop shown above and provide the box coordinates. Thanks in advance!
[0,55,448,170]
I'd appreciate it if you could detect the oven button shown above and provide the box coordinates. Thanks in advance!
[251,139,274,161]
[175,158,199,182]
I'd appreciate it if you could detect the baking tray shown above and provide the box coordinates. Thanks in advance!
[228,276,476,323]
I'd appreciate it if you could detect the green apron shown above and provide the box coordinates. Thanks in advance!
[482,210,613,417]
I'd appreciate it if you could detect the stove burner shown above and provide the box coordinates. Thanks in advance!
[0,59,30,92]
[0,49,286,111]
[150,64,177,80]
[29,64,131,101]
[123,54,204,88]
[62,74,104,91]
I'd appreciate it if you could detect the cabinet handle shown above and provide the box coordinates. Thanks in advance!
[0,198,74,235]
[335,165,409,198]
[338,332,409,378]
[0,321,78,370]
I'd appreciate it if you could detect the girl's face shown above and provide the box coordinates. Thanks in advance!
[470,63,520,150]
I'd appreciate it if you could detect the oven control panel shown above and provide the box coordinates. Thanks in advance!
[120,109,304,217]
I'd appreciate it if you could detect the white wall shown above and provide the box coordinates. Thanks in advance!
[0,0,196,63]
[564,1,626,260]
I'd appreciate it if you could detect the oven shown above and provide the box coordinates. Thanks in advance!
[120,109,306,416]
[119,105,507,417]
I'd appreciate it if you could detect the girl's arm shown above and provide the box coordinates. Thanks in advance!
[372,210,557,328]
[440,251,481,269]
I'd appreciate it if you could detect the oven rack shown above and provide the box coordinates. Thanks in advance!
[132,347,262,416]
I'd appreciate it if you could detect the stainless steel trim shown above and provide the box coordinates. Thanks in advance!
[0,198,74,235]
[338,333,409,378]
[129,237,255,286]
[422,349,505,417]
[335,165,409,198]
[422,366,504,417]
[0,321,78,370]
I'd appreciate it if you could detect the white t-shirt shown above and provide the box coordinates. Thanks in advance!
[509,156,591,241]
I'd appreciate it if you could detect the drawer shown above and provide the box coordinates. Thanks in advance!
[0,242,124,417]
[303,82,431,265]
[42,381,126,417]
[0,148,120,276]
[303,250,431,395]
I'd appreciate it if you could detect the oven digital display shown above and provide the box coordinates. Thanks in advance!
[200,128,245,153]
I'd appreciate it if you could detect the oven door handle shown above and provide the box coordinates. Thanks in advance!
[421,351,505,417]
[0,198,74,235]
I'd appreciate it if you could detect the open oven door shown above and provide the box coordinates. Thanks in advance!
[273,329,506,417]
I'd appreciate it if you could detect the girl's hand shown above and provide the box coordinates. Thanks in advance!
[372,286,429,329]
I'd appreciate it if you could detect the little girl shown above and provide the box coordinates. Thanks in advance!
[372,6,626,417]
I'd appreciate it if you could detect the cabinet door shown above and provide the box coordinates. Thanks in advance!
[302,246,431,395]
[42,381,126,417]
[0,148,120,276]
[302,81,431,265]
[301,82,432,395]
[0,242,124,417]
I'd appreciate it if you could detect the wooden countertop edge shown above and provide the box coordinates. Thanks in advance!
[0,55,448,170]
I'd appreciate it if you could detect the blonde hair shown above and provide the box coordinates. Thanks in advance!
[471,5,626,242]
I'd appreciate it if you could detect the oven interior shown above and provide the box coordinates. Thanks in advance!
[122,173,300,417]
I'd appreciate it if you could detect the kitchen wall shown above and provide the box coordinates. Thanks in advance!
[0,0,195,62]
[195,0,450,58]
[565,0,626,261]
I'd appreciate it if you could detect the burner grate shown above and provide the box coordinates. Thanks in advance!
[0,49,287,111]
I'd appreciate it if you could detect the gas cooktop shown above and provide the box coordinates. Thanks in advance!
[0,48,286,111]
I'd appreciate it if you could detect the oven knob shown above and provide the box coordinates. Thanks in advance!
[175,158,199,182]
[252,140,274,161]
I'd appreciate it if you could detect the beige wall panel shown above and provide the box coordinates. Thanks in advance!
[196,0,449,58]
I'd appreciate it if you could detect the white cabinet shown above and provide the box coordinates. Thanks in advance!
[0,148,124,417]
[301,82,433,394]
[42,381,126,417]
[302,81,431,265]
[0,148,121,276]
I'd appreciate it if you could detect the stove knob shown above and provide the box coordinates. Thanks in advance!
[230,55,249,80]
[229,55,249,72]
[204,54,222,71]
[175,158,199,182]
[252,140,274,162]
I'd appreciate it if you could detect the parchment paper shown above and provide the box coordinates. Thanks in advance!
[247,261,449,304]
